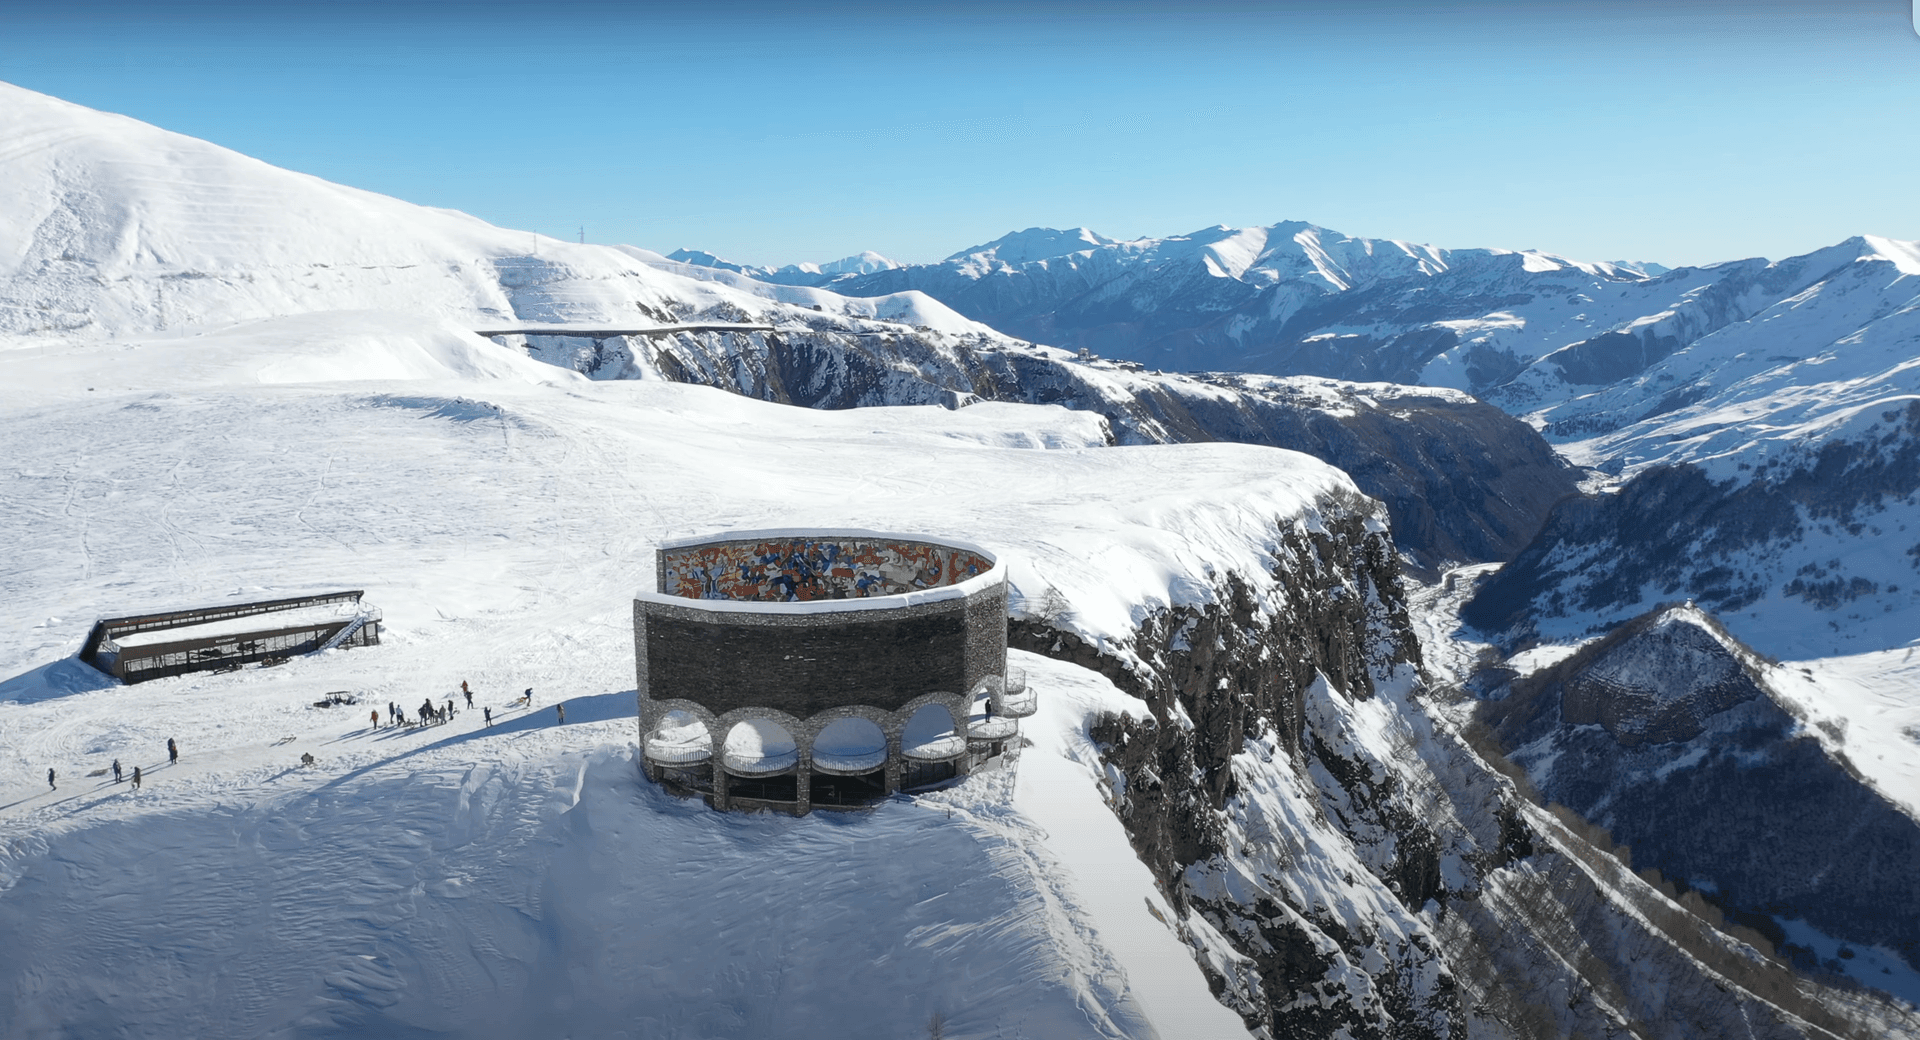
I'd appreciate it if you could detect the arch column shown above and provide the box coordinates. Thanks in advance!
[949,694,974,777]
[711,734,731,811]
[884,729,903,794]
[794,732,813,816]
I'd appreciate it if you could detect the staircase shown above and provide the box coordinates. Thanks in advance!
[311,611,376,654]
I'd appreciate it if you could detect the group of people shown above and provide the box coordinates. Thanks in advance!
[368,682,542,732]
[50,737,175,794]
[43,674,575,799]
[376,697,462,729]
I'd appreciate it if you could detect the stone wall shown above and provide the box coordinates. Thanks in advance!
[637,586,1007,716]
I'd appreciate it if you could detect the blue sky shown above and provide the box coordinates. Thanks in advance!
[3,0,1917,267]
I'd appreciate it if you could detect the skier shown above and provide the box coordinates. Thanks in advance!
[167,737,178,765]
[132,766,142,790]
[47,767,55,790]
[484,707,492,727]
[113,759,123,782]
[556,703,565,724]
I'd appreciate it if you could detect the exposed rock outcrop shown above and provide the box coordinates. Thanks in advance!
[1480,605,1920,990]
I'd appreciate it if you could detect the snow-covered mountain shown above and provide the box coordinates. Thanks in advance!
[4,81,1918,1038]
[1463,235,1920,659]
[0,82,958,341]
[1479,605,1920,1001]
[664,246,903,286]
[743,220,1672,392]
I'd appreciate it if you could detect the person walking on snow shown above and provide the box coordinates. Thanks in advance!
[484,707,492,727]
[113,759,123,783]
[524,688,534,708]
[47,768,55,790]
[464,687,473,709]
[167,738,178,765]
[371,709,380,730]
[556,704,565,724]
[132,766,141,790]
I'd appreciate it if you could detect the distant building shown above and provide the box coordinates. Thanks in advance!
[635,530,1034,814]
[82,590,380,684]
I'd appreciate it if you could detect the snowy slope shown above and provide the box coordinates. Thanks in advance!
[1517,236,1920,468]
[0,82,982,344]
[0,324,1380,1038]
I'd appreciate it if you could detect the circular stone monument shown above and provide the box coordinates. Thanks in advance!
[634,529,1031,813]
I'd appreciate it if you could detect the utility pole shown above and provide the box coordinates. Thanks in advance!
[578,226,585,244]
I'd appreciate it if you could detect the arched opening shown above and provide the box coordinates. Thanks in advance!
[646,710,712,763]
[901,703,965,791]
[646,709,713,791]
[811,716,888,806]
[723,718,799,803]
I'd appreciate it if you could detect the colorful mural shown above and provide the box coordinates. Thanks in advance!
[661,537,992,602]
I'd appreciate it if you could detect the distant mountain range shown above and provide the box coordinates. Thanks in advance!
[663,247,903,285]
[674,224,1920,659]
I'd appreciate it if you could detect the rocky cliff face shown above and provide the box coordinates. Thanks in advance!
[1479,605,1920,995]
[538,322,1581,572]
[1008,510,1908,1037]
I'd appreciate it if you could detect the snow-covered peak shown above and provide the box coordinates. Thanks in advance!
[1860,234,1920,276]
[945,226,1117,264]
[664,248,903,285]
[805,250,903,276]
[663,248,750,273]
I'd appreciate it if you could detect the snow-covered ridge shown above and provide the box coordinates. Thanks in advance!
[0,81,980,345]
[663,246,904,286]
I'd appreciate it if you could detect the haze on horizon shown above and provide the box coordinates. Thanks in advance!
[2,0,1917,269]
